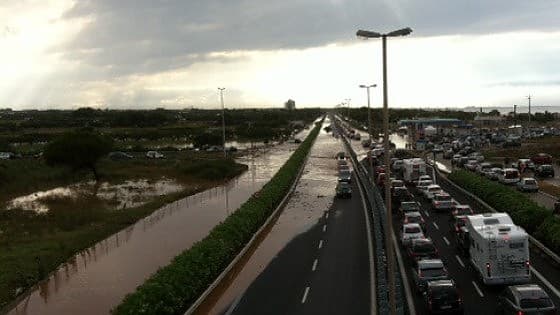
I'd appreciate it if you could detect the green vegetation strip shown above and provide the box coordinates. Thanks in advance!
[448,170,560,254]
[113,119,323,315]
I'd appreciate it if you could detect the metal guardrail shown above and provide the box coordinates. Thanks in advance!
[334,117,410,315]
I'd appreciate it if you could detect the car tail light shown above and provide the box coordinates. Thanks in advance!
[404,218,408,224]
[526,260,530,274]
[486,263,491,277]
[517,311,525,315]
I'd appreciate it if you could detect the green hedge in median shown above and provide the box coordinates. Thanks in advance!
[448,170,560,253]
[113,118,323,315]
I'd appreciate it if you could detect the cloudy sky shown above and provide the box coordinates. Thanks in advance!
[2,0,560,110]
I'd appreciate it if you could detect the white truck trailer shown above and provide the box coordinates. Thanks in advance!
[465,213,530,285]
[402,158,427,183]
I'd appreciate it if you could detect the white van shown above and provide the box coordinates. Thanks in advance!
[466,213,530,285]
[498,168,520,185]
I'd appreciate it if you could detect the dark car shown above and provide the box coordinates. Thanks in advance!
[535,164,555,178]
[424,280,464,314]
[413,259,449,292]
[451,205,474,219]
[531,153,553,165]
[407,238,438,264]
[393,187,414,207]
[336,182,352,198]
[497,284,556,314]
[400,201,421,215]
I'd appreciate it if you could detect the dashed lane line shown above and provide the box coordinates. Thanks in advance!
[318,240,323,249]
[472,281,484,298]
[424,211,430,218]
[455,255,465,268]
[312,259,318,271]
[323,225,327,233]
[432,222,439,230]
[531,267,560,299]
[301,287,310,304]
[443,236,450,246]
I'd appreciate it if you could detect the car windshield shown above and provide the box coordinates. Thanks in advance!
[405,226,421,234]
[525,180,537,185]
[431,287,458,300]
[402,203,419,211]
[505,170,519,179]
[421,268,446,278]
[434,194,451,201]
[519,297,553,308]
[413,242,435,253]
[542,165,553,170]
[407,216,422,223]
[455,207,471,214]
[339,170,350,176]
[428,187,441,193]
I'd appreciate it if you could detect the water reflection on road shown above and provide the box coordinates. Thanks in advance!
[7,127,313,315]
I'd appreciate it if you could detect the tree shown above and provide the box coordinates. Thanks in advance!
[44,131,113,181]
[284,99,296,110]
[488,109,501,116]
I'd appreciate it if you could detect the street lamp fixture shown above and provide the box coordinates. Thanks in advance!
[356,27,412,315]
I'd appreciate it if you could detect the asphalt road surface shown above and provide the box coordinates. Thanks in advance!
[387,164,560,314]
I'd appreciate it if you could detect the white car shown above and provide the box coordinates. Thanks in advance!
[517,178,539,192]
[392,159,404,171]
[146,151,165,159]
[401,223,425,246]
[469,152,485,162]
[416,180,434,195]
[431,192,456,212]
[464,160,479,171]
[414,175,432,186]
[423,184,443,200]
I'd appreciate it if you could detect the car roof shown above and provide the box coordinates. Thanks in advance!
[434,192,450,197]
[405,211,422,217]
[510,284,549,299]
[427,279,455,288]
[412,238,433,245]
[418,259,444,268]
[455,205,471,209]
[426,184,441,189]
[403,223,421,229]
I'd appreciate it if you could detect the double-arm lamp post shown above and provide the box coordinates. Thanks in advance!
[356,27,413,315]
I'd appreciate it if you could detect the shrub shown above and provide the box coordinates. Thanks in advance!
[113,118,323,315]
[448,170,556,250]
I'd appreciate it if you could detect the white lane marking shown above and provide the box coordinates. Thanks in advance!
[432,222,439,230]
[325,212,329,219]
[323,225,327,232]
[472,281,484,298]
[455,255,465,268]
[318,240,323,249]
[443,236,450,246]
[424,210,430,218]
[531,267,560,299]
[312,259,318,271]
[301,286,310,304]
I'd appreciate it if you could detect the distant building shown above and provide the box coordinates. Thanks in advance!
[473,114,505,126]
[284,99,296,110]
[398,118,465,140]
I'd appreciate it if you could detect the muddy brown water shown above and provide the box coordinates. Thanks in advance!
[6,127,313,315]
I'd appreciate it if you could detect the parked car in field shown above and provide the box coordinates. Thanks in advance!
[404,211,426,232]
[531,153,553,165]
[423,185,443,200]
[475,162,492,175]
[413,259,448,292]
[407,238,438,264]
[336,182,352,198]
[401,223,425,246]
[497,284,556,315]
[535,164,555,178]
[146,151,165,159]
[464,160,479,171]
[451,154,462,165]
[431,192,456,212]
[443,149,454,159]
[499,168,521,184]
[486,167,503,181]
[424,280,464,314]
[469,152,485,162]
[517,178,539,192]
[517,158,535,171]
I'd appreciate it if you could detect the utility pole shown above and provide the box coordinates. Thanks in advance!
[527,95,532,126]
[513,104,517,126]
[346,98,351,119]
[218,87,226,158]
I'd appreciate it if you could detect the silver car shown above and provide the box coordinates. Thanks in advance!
[517,178,538,192]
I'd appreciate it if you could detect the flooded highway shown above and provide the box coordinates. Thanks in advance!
[197,118,350,315]
[6,127,314,315]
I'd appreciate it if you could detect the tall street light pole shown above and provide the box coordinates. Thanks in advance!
[346,98,351,119]
[218,87,226,158]
[360,84,377,182]
[357,27,413,315]
[527,95,532,126]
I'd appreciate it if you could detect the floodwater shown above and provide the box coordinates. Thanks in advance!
[6,126,314,315]
[6,178,184,213]
[199,119,339,315]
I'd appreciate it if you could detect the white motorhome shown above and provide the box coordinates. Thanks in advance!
[466,213,530,285]
[498,168,520,185]
[402,158,427,183]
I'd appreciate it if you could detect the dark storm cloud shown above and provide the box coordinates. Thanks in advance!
[55,0,560,77]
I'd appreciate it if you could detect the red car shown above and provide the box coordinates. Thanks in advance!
[531,153,553,165]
